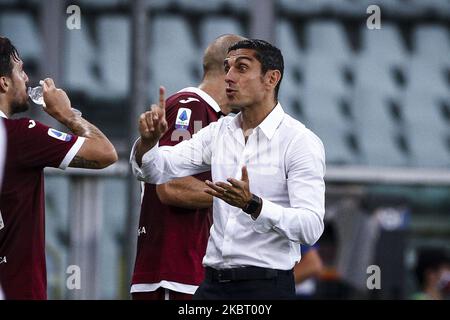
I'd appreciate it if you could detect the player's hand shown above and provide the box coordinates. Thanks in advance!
[138,86,168,148]
[42,78,76,122]
[204,166,252,209]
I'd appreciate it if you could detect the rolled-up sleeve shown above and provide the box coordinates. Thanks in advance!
[129,123,215,184]
[253,131,326,245]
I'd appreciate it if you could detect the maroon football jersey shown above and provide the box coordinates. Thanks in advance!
[132,88,221,288]
[0,118,82,300]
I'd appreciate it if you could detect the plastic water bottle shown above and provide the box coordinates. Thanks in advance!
[28,81,82,117]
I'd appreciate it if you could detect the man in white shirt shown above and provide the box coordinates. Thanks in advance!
[131,39,326,299]
[0,118,5,189]
[0,119,5,300]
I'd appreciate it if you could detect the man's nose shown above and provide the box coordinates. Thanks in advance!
[225,70,235,84]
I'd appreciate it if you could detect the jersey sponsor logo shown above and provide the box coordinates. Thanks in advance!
[28,120,36,129]
[175,108,192,130]
[48,128,73,142]
[179,97,200,104]
[0,256,6,264]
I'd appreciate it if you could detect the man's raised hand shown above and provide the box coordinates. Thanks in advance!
[138,86,168,148]
[135,86,168,166]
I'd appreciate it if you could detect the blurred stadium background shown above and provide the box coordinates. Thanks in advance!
[0,0,449,299]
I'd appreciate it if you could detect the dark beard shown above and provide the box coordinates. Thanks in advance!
[10,99,30,115]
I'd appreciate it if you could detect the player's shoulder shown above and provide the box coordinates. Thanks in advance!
[3,117,42,132]
[167,91,208,110]
[283,113,324,150]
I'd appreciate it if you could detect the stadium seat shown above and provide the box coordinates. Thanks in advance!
[75,0,127,8]
[276,20,305,122]
[352,90,409,167]
[403,91,450,167]
[413,24,450,66]
[354,57,403,96]
[96,16,131,99]
[397,0,450,17]
[63,23,102,96]
[148,15,200,97]
[178,0,248,11]
[278,0,324,14]
[199,16,244,49]
[220,0,249,11]
[145,0,179,10]
[0,12,42,63]
[303,55,350,95]
[278,68,302,120]
[176,0,220,11]
[319,0,367,16]
[406,58,449,96]
[303,20,353,95]
[276,19,304,66]
[360,22,408,64]
[301,89,359,165]
[305,20,352,62]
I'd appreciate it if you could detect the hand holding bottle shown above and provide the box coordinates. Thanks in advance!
[28,79,82,117]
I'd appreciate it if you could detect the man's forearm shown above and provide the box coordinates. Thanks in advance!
[60,115,117,169]
[61,115,109,141]
[156,176,213,209]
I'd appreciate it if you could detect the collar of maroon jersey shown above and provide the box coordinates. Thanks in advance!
[177,87,221,113]
[0,110,7,119]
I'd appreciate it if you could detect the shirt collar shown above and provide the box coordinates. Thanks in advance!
[228,103,284,140]
[0,110,7,119]
[258,103,284,140]
[177,87,221,113]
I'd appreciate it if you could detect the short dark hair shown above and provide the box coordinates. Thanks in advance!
[228,39,284,100]
[415,247,450,287]
[0,36,20,77]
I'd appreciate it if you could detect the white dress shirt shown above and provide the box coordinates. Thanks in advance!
[1,115,6,299]
[0,117,5,190]
[131,103,326,271]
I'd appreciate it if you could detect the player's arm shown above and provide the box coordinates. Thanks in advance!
[294,248,324,284]
[42,78,118,169]
[156,176,213,209]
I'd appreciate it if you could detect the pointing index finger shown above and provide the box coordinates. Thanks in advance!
[159,86,166,111]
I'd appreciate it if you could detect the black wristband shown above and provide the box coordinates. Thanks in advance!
[243,194,262,216]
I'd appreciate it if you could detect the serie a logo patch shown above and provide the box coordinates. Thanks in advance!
[47,128,72,142]
[175,108,192,130]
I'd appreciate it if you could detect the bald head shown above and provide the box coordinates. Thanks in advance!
[202,34,246,78]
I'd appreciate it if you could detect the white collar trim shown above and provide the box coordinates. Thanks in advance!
[177,87,221,113]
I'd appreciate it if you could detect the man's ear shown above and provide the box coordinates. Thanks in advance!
[265,70,281,91]
[0,76,10,93]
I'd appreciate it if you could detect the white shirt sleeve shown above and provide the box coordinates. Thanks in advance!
[253,131,326,245]
[0,119,5,190]
[58,137,86,169]
[129,138,147,181]
[130,122,215,184]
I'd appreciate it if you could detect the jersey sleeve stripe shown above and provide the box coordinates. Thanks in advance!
[58,137,86,169]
